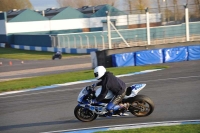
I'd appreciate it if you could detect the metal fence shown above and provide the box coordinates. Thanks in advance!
[51,4,200,50]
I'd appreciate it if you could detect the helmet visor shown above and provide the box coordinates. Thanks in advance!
[94,72,98,78]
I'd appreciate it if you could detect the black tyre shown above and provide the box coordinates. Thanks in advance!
[59,55,62,59]
[128,95,154,117]
[52,56,55,60]
[74,105,98,122]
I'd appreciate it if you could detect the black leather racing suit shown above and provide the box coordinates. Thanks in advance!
[95,72,126,111]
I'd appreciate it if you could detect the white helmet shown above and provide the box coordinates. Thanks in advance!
[94,66,106,80]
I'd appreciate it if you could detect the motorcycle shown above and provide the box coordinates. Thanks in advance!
[52,52,62,60]
[74,83,154,122]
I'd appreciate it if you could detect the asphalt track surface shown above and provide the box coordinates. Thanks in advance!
[0,59,200,133]
[0,55,91,81]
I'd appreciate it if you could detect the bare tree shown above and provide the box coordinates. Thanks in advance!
[128,0,150,14]
[194,0,200,17]
[0,0,33,11]
[88,0,115,6]
[172,0,178,21]
[163,0,170,22]
[57,0,115,8]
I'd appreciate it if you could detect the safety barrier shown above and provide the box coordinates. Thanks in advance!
[111,45,200,67]
[5,45,98,54]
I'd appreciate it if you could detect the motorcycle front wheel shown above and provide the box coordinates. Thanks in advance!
[74,105,98,122]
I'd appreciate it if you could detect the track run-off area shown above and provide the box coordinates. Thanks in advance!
[0,60,200,133]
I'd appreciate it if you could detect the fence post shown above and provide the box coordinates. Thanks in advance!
[184,4,190,41]
[85,35,89,48]
[106,11,112,49]
[50,35,56,47]
[146,8,151,45]
[101,35,105,49]
[93,35,97,48]
[57,35,61,48]
[73,36,76,48]
[79,35,82,48]
[66,36,70,49]
[61,36,65,48]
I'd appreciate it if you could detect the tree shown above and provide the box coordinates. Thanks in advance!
[128,0,150,14]
[56,0,115,8]
[194,0,200,17]
[0,0,33,11]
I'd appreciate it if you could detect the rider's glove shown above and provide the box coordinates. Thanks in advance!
[90,99,97,104]
[91,83,96,88]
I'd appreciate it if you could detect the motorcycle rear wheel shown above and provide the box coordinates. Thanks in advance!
[74,105,98,122]
[128,95,154,117]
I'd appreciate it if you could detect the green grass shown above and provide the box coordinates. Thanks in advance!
[95,124,200,133]
[0,47,168,93]
[0,47,86,60]
[0,65,168,93]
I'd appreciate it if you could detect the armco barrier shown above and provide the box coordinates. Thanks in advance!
[112,52,135,67]
[111,45,200,67]
[8,45,98,54]
[163,46,188,63]
[188,45,200,61]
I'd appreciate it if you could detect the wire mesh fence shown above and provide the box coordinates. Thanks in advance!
[52,4,200,50]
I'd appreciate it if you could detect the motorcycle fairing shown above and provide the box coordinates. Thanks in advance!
[78,103,107,115]
[77,87,88,103]
[95,84,146,100]
[124,84,146,99]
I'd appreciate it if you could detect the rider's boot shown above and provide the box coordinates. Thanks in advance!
[99,111,114,117]
[120,103,130,116]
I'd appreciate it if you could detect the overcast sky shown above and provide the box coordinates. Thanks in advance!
[30,0,59,10]
[29,0,188,10]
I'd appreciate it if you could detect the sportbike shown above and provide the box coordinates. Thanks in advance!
[74,83,154,122]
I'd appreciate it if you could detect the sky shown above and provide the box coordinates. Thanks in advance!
[30,0,59,10]
[29,0,189,11]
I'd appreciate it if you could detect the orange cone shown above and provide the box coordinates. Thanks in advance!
[9,61,12,66]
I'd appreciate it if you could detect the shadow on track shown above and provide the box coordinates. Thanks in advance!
[0,120,77,131]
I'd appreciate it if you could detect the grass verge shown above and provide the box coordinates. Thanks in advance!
[0,65,168,93]
[95,124,200,133]
[0,47,86,60]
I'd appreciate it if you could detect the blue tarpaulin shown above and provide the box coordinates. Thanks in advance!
[135,49,163,66]
[112,52,135,67]
[188,45,200,61]
[163,46,188,63]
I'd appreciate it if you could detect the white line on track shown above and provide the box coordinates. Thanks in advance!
[0,75,199,99]
[126,75,200,84]
[41,119,200,133]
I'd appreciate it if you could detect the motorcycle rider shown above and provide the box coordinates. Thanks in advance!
[90,66,129,116]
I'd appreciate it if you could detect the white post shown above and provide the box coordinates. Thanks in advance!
[185,4,190,41]
[73,36,76,48]
[57,35,60,48]
[66,36,70,48]
[93,35,97,48]
[79,35,82,48]
[106,11,112,49]
[42,10,45,16]
[146,8,151,45]
[101,35,105,49]
[85,35,89,48]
